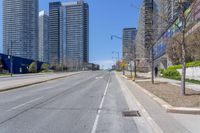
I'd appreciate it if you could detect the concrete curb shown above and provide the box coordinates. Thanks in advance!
[123,75,200,115]
[0,72,81,93]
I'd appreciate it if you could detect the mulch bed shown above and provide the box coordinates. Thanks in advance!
[137,81,200,107]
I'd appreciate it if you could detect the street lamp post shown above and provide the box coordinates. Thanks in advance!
[111,35,137,78]
[8,40,22,76]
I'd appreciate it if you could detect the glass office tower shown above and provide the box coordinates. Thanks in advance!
[39,11,49,63]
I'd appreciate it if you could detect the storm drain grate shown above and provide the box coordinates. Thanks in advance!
[122,110,141,117]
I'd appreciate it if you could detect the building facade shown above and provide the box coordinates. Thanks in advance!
[153,0,198,69]
[3,0,38,60]
[49,1,89,68]
[38,11,49,63]
[134,0,159,72]
[163,0,179,22]
[122,28,137,63]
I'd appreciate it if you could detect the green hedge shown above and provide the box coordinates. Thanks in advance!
[168,61,200,70]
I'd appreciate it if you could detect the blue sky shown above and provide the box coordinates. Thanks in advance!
[0,0,142,69]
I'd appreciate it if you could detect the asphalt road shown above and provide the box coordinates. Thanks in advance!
[0,71,138,133]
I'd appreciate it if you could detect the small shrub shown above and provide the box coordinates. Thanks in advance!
[40,63,49,72]
[28,62,37,73]
[160,68,165,75]
[163,69,181,79]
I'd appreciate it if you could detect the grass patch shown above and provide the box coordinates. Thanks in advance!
[186,79,200,85]
[0,73,10,76]
[162,76,200,85]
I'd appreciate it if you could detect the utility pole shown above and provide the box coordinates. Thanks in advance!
[134,44,137,78]
[151,46,155,84]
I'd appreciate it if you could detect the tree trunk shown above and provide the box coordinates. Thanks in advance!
[181,28,186,95]
[151,47,154,84]
[181,5,186,96]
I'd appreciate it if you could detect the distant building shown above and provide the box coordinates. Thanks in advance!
[59,1,89,68]
[49,1,89,69]
[3,0,39,60]
[49,2,62,65]
[38,11,49,63]
[122,28,137,63]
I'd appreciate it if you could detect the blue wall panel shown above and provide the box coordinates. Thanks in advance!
[0,53,44,74]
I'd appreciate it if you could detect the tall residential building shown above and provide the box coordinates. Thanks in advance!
[135,5,148,59]
[134,0,160,72]
[122,28,137,63]
[38,11,49,63]
[49,2,61,65]
[59,1,89,68]
[49,1,89,67]
[3,0,39,60]
[83,3,89,63]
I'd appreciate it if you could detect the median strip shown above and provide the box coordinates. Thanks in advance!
[0,72,81,93]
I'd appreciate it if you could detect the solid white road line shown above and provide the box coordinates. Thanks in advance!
[91,76,110,133]
[7,96,43,112]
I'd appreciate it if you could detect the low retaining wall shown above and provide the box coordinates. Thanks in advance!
[177,67,200,80]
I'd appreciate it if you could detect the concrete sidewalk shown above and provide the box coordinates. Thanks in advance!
[0,72,81,92]
[117,72,200,133]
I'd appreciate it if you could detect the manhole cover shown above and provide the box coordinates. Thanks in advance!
[122,110,141,117]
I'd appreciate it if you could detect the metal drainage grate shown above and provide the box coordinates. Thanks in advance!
[122,110,141,117]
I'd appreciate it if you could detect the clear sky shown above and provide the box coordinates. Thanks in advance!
[0,0,142,69]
